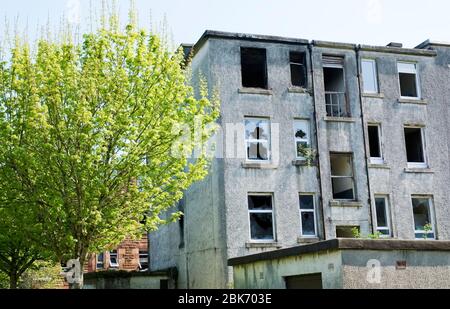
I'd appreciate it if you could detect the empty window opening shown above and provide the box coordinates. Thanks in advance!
[374,196,392,237]
[336,226,359,238]
[248,195,275,241]
[294,120,311,160]
[109,250,119,268]
[241,47,268,89]
[323,58,347,117]
[330,153,356,200]
[245,118,271,161]
[361,59,379,94]
[404,127,426,167]
[285,273,323,290]
[139,250,149,270]
[398,62,420,98]
[368,124,383,164]
[299,195,317,237]
[96,252,104,270]
[412,197,435,239]
[290,52,307,88]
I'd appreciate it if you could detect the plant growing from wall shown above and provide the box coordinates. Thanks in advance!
[297,144,317,167]
[368,232,383,240]
[351,227,362,239]
[423,223,433,240]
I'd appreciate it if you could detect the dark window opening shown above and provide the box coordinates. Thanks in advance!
[323,65,348,117]
[248,195,274,241]
[399,73,418,98]
[330,153,355,200]
[336,226,359,238]
[404,128,425,163]
[285,273,323,289]
[241,47,268,89]
[368,125,381,158]
[96,253,104,270]
[290,52,307,87]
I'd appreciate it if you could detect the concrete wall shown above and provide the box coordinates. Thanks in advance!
[84,273,173,289]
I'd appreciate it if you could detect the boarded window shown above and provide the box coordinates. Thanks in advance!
[330,153,355,200]
[290,52,307,87]
[248,195,275,241]
[241,47,268,89]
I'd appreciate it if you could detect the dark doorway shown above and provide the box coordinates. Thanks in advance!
[285,273,323,289]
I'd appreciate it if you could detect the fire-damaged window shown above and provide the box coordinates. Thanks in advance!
[330,153,356,200]
[241,47,268,89]
[398,62,421,99]
[245,118,271,161]
[248,195,275,241]
[412,197,435,239]
[404,127,427,168]
[290,52,307,88]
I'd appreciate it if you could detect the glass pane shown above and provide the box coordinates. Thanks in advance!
[330,154,353,177]
[362,60,378,93]
[245,119,270,140]
[378,229,390,236]
[250,213,274,240]
[247,142,269,161]
[332,178,355,200]
[301,212,316,236]
[300,195,314,210]
[375,197,388,228]
[248,195,273,210]
[412,198,431,230]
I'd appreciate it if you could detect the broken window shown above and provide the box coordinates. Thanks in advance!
[299,195,317,237]
[241,47,268,89]
[336,226,359,238]
[294,120,311,159]
[368,124,383,164]
[412,197,435,239]
[96,252,104,270]
[245,118,271,161]
[139,250,149,270]
[323,57,348,117]
[375,196,391,237]
[361,59,379,94]
[290,52,307,87]
[404,127,426,168]
[398,62,420,98]
[109,250,119,268]
[248,195,275,241]
[330,153,355,200]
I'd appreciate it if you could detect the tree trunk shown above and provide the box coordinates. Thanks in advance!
[9,272,18,289]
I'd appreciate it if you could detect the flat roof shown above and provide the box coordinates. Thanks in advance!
[228,239,450,267]
[187,30,438,58]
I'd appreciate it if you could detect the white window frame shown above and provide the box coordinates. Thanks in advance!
[109,250,119,268]
[138,251,149,270]
[299,194,318,238]
[96,252,104,269]
[330,153,356,201]
[245,118,271,162]
[374,195,392,238]
[248,193,276,243]
[412,196,436,240]
[404,126,427,169]
[294,120,311,160]
[362,59,379,94]
[398,62,421,99]
[368,124,384,165]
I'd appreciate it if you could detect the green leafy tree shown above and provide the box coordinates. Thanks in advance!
[0,14,219,288]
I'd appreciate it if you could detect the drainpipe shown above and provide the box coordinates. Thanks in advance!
[355,46,375,234]
[308,43,327,240]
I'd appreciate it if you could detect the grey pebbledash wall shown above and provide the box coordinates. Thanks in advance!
[149,31,450,289]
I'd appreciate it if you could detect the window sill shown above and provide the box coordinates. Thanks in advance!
[246,242,282,249]
[297,237,320,244]
[398,98,428,105]
[324,117,357,123]
[404,168,434,174]
[368,163,390,169]
[362,93,385,99]
[238,88,273,95]
[288,86,310,94]
[242,162,278,169]
[330,200,363,208]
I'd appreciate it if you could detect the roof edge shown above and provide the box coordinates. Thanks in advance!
[416,39,450,50]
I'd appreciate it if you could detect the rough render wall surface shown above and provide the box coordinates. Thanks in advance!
[342,250,450,289]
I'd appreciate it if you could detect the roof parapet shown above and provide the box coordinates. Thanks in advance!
[416,39,450,50]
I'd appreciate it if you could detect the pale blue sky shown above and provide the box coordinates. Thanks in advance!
[1,0,449,48]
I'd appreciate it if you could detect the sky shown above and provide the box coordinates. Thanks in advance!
[0,0,449,48]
